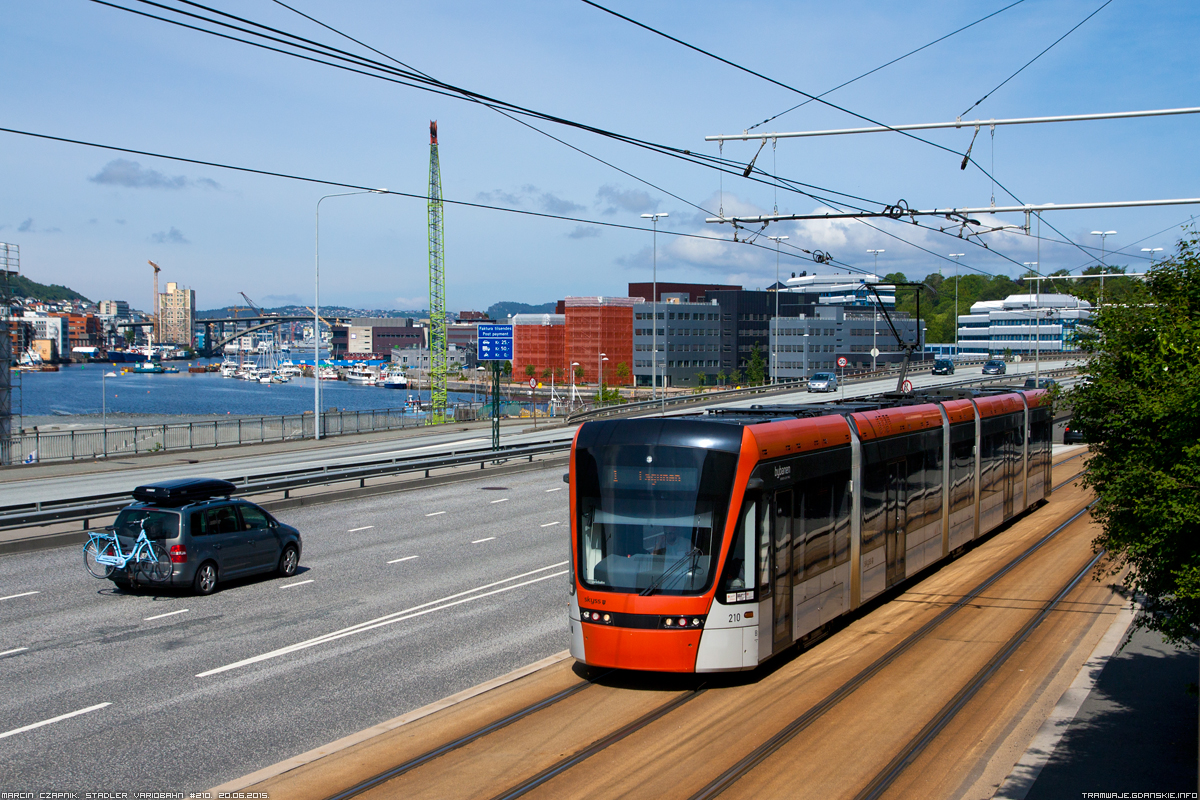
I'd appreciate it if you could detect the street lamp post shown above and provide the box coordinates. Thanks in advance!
[640,212,668,399]
[1090,230,1117,305]
[570,361,580,410]
[315,189,385,440]
[868,250,884,371]
[802,332,809,377]
[768,235,789,384]
[1024,262,1039,378]
[1141,247,1163,265]
[949,254,964,355]
[102,370,116,456]
[598,353,608,405]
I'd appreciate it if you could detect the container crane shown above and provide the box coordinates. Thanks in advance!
[428,120,447,424]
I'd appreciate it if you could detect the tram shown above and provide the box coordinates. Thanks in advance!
[567,387,1053,673]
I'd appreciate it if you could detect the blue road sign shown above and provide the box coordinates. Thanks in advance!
[477,324,514,361]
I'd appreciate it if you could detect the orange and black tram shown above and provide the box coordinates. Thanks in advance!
[566,388,1053,672]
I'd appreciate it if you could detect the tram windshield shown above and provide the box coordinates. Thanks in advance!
[575,444,737,595]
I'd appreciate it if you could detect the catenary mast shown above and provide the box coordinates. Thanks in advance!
[427,121,447,424]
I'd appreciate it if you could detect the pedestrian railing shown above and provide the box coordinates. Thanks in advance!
[2,403,489,465]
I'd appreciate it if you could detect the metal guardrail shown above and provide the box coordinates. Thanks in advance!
[566,363,1078,425]
[1,403,487,465]
[0,440,571,532]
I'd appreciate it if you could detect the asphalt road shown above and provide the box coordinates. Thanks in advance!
[0,466,571,793]
[0,358,1078,508]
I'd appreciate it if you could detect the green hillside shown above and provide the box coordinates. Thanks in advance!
[4,274,91,304]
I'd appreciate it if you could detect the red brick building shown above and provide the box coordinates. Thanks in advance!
[512,314,567,381]
[564,296,638,386]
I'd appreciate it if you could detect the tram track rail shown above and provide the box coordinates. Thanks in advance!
[852,548,1106,800]
[307,467,1096,800]
[687,499,1097,800]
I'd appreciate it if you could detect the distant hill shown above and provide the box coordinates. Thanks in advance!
[486,301,557,320]
[4,274,91,304]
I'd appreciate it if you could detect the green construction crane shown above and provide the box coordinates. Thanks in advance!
[427,120,448,424]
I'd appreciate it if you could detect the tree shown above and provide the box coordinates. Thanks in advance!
[524,364,536,379]
[541,367,552,380]
[746,347,766,386]
[1072,230,1200,644]
[716,369,727,386]
[574,364,585,382]
[693,372,706,394]
[728,367,742,386]
[615,361,630,384]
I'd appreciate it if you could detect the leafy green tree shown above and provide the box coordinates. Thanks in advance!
[615,361,630,384]
[541,367,552,380]
[746,347,766,386]
[574,364,585,382]
[716,369,727,386]
[525,364,536,379]
[1073,230,1200,644]
[728,367,742,385]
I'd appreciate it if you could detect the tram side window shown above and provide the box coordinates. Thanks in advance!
[980,432,1000,500]
[718,494,758,602]
[833,475,851,566]
[951,438,974,513]
[758,497,772,597]
[925,434,944,522]
[907,448,926,533]
[861,462,886,550]
[801,478,834,581]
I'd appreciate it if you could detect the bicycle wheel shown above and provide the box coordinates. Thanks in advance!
[83,538,116,579]
[135,542,173,584]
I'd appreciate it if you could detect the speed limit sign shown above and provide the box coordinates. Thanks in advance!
[837,356,848,368]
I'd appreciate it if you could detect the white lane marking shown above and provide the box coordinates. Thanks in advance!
[425,511,446,517]
[348,526,375,532]
[546,487,564,492]
[387,556,419,564]
[0,647,28,657]
[472,537,496,544]
[0,591,39,602]
[280,580,314,589]
[144,609,189,621]
[540,521,561,528]
[0,702,112,740]
[197,562,569,677]
[489,498,508,504]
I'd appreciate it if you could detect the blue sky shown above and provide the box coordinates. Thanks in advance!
[3,1,1198,313]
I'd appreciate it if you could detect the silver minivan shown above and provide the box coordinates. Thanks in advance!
[109,478,302,595]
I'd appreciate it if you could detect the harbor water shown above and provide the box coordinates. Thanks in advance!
[13,360,516,420]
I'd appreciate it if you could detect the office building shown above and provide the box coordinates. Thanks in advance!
[957,293,1092,356]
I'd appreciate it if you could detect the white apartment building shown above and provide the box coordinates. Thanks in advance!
[957,293,1092,356]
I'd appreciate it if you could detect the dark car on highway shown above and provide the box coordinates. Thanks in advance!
[109,478,302,595]
[982,359,1007,375]
[932,359,955,376]
[1024,377,1057,389]
[1063,422,1086,444]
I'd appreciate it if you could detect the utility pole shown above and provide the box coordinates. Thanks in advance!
[769,235,788,384]
[949,254,964,355]
[868,250,884,370]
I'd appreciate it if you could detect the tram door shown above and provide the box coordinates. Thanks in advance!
[884,461,907,586]
[772,490,793,651]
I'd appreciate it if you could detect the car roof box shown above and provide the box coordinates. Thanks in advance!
[132,478,236,506]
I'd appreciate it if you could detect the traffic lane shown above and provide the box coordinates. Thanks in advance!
[0,470,570,789]
[0,466,568,702]
[0,423,576,506]
[0,577,565,793]
[0,465,568,677]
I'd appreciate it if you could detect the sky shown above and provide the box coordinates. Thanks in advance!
[3,0,1199,314]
